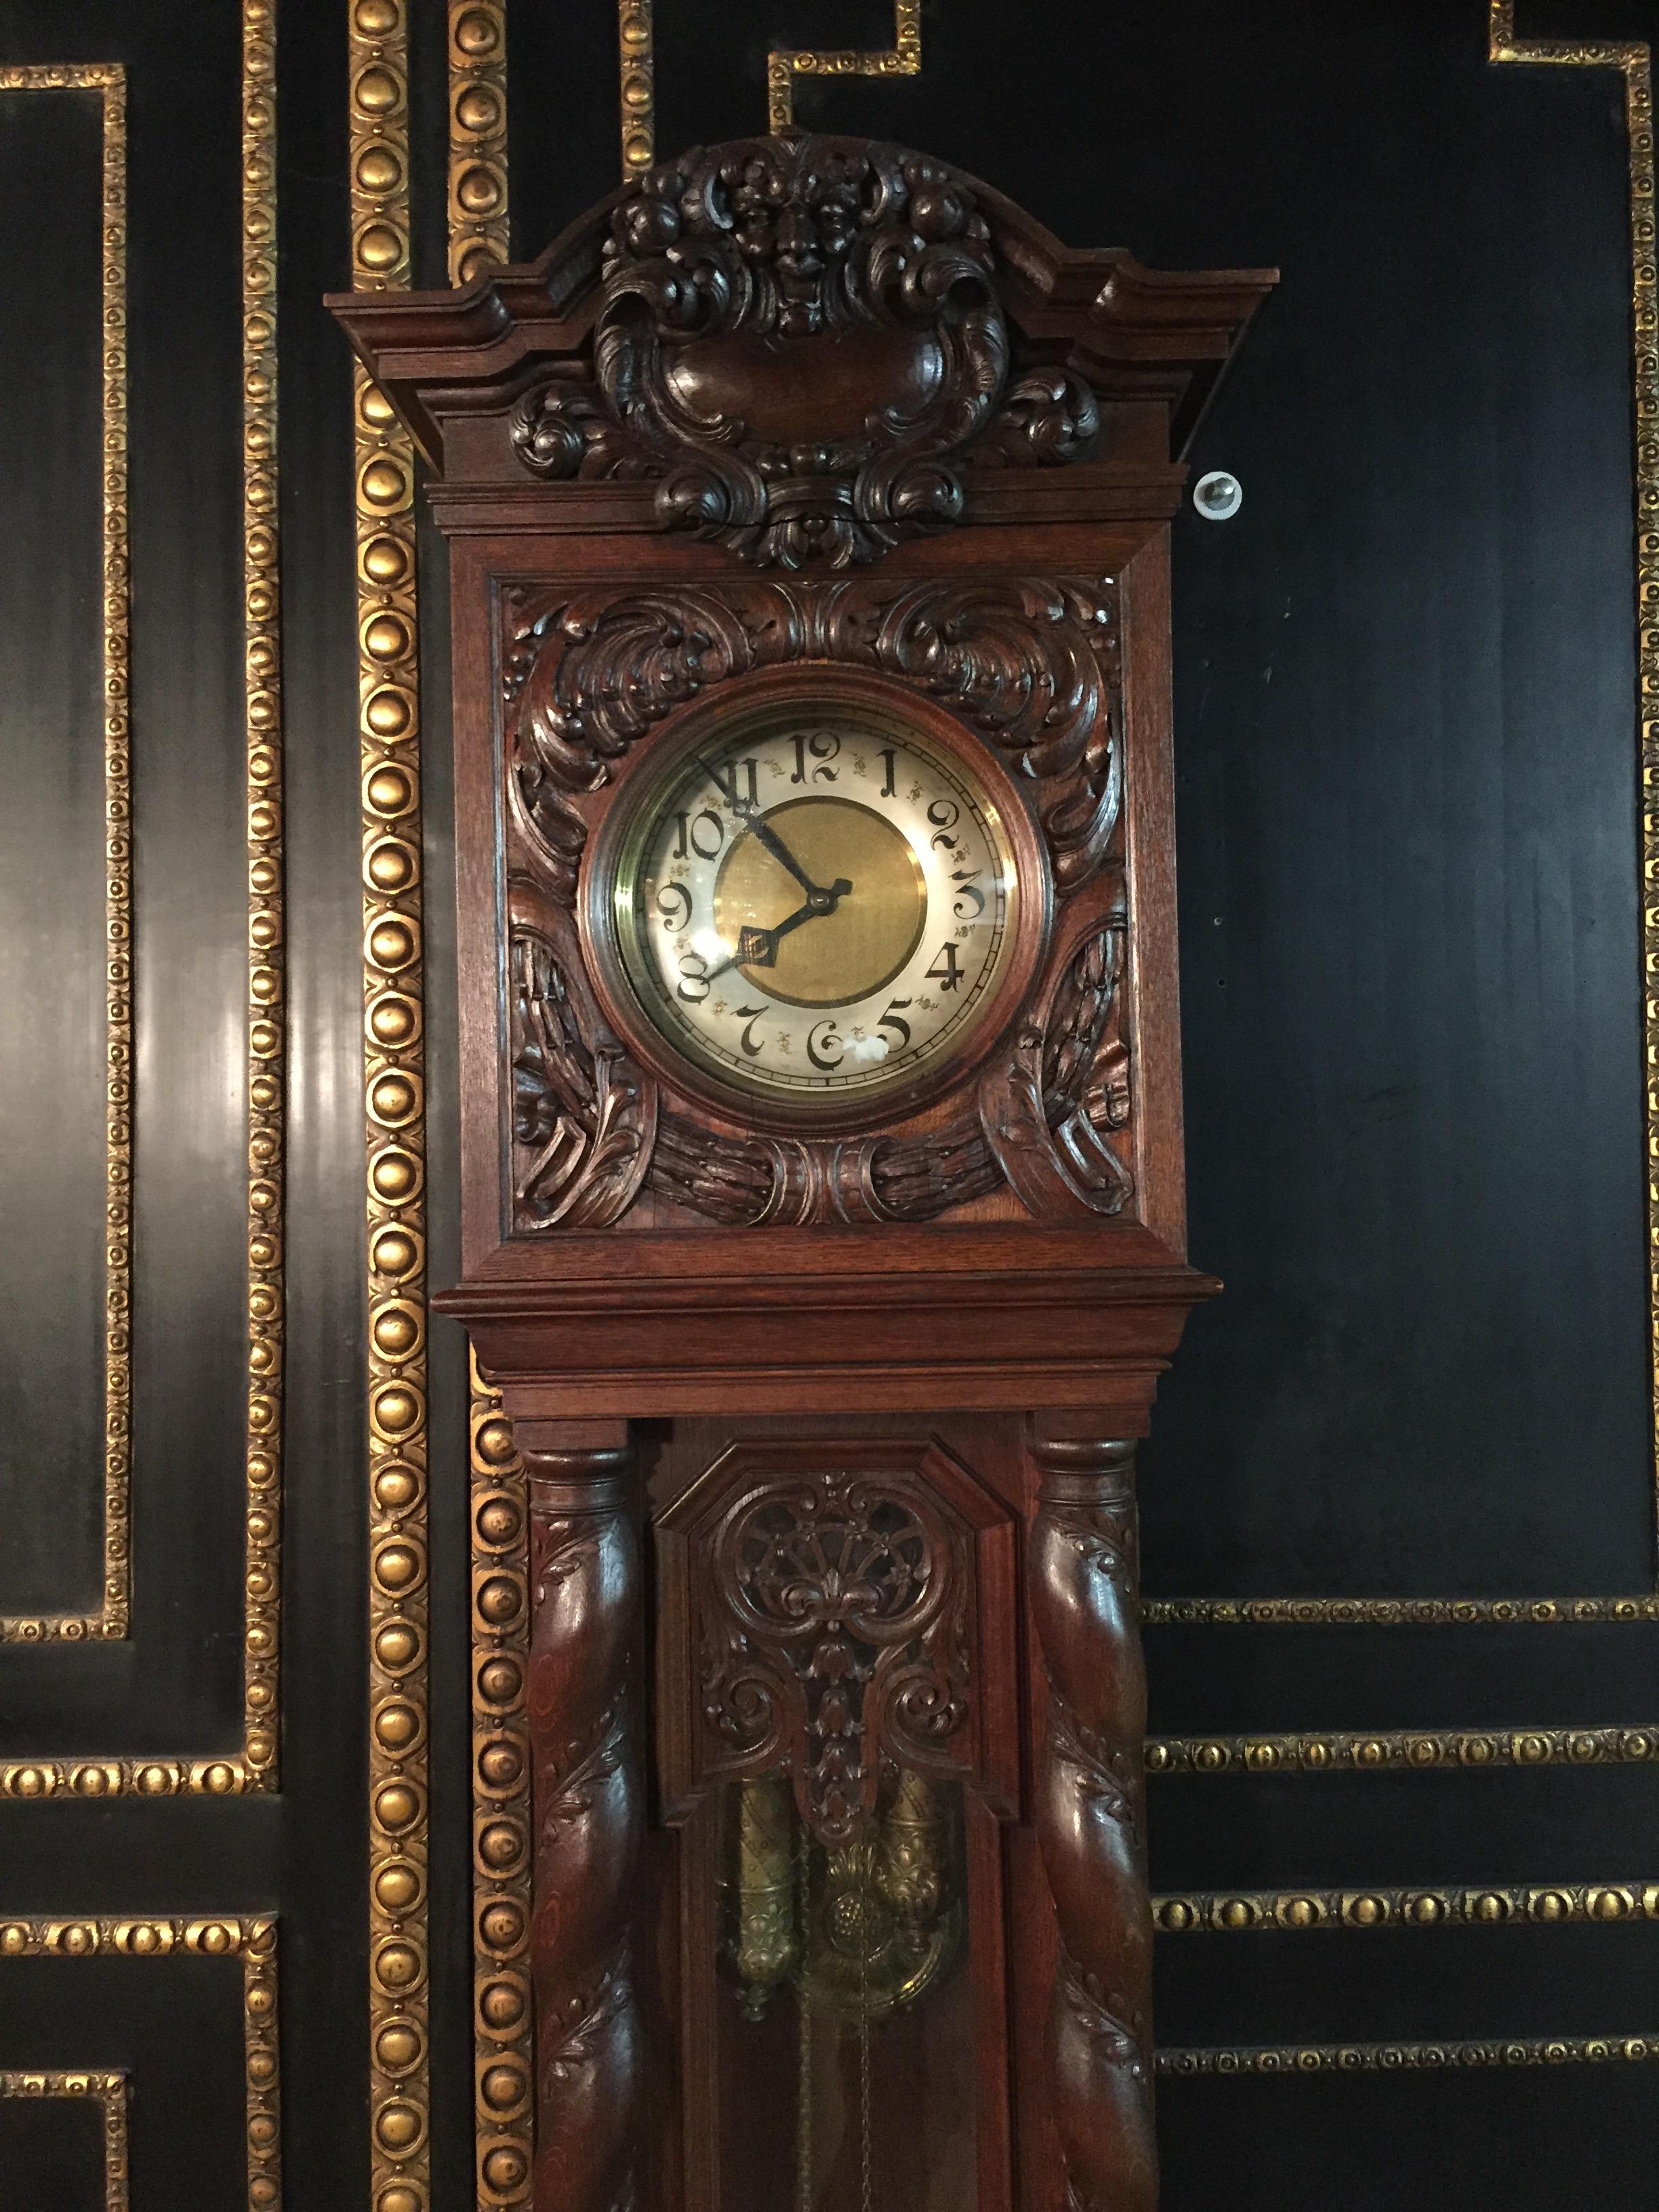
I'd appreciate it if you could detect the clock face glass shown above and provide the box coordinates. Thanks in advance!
[602,698,1025,1113]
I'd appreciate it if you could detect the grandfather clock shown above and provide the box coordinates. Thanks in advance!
[334,134,1273,2212]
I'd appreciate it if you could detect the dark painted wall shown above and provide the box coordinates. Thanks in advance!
[0,1,1653,2205]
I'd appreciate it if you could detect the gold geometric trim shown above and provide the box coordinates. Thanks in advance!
[766,0,921,134]
[1152,1881,1659,1933]
[0,64,129,1644]
[470,1352,532,2209]
[449,0,508,283]
[1157,13,1659,1634]
[1147,1724,1659,1774]
[1157,2032,1659,2076]
[0,1919,279,2208]
[239,0,283,1788]
[0,4,283,1794]
[0,2072,128,2211]
[1490,5,1659,1595]
[1145,1595,1659,1626]
[352,0,431,2207]
[618,1,653,178]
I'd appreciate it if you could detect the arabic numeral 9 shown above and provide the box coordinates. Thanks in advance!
[655,881,693,930]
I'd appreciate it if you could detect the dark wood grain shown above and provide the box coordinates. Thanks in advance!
[1027,1420,1155,2211]
[335,127,1273,2212]
[525,1421,644,2212]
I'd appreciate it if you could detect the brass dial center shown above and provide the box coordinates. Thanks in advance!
[712,797,926,1008]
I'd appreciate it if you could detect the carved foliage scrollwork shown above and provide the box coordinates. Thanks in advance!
[503,575,1132,1231]
[685,1465,979,1845]
[661,1444,1015,1849]
[510,134,1097,567]
[506,573,1120,905]
[1027,1431,1156,2212]
[527,1439,644,2212]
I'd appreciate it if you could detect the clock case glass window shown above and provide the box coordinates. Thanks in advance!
[583,672,1050,1134]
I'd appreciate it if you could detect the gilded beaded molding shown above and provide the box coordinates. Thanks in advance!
[1154,12,1659,1641]
[1147,1723,1659,1776]
[0,64,129,1646]
[618,1,653,178]
[0,2072,127,2211]
[352,0,432,2205]
[1144,1594,1659,1626]
[766,0,922,133]
[449,0,508,282]
[0,9,283,1793]
[0,1919,278,2207]
[1156,2032,1659,2077]
[470,1353,533,2208]
[1153,1881,1659,1934]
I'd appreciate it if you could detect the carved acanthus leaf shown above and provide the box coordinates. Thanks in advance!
[509,133,1016,568]
[696,1472,974,1845]
[505,573,1121,905]
[977,369,1103,468]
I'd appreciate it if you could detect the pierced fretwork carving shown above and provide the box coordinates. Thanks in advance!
[705,1473,968,1843]
[659,1443,1015,1849]
[508,134,1036,568]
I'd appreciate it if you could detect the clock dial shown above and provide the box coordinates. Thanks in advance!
[602,699,1026,1113]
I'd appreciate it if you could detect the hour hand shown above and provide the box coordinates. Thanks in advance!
[701,880,852,982]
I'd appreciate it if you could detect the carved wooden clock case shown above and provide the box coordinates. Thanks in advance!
[334,133,1273,2212]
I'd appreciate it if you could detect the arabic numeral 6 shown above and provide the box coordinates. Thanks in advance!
[807,1018,845,1071]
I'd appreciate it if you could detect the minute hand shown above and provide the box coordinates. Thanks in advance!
[698,758,825,899]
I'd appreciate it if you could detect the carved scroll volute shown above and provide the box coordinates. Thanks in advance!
[1025,1424,1155,2212]
[525,1423,644,2212]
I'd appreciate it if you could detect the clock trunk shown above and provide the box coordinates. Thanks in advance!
[332,129,1274,2212]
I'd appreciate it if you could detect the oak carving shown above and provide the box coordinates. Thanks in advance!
[527,1437,644,2212]
[1027,1429,1156,2212]
[503,571,1132,1232]
[508,135,1097,568]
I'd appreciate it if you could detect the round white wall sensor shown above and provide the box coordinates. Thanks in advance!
[1193,470,1244,520]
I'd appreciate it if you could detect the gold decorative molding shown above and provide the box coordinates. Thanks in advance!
[1157,2032,1659,2076]
[0,4,283,1795]
[618,1,653,178]
[766,0,921,133]
[352,1,430,2207]
[1145,1594,1659,1626]
[241,0,283,1791]
[0,1919,278,2207]
[0,2072,128,2210]
[449,0,508,282]
[0,64,129,1645]
[1152,1881,1659,1933]
[469,1351,533,2209]
[1490,6,1659,1584]
[1153,14,1659,1639]
[1147,1723,1659,1775]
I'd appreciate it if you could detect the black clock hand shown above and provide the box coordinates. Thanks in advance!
[698,757,824,900]
[701,876,854,983]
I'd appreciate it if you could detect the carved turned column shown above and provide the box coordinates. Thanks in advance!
[524,1422,643,2212]
[1027,1422,1155,2211]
